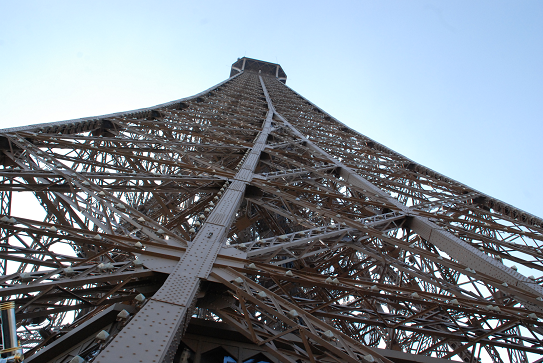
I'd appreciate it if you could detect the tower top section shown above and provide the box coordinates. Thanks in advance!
[230,57,287,83]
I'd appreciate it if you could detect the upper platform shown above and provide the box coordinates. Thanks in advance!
[230,57,287,84]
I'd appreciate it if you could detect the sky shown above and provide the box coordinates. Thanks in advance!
[0,0,542,218]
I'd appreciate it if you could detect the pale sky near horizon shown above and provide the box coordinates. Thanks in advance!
[1,1,542,218]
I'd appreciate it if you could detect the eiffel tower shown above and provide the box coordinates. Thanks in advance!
[0,57,542,363]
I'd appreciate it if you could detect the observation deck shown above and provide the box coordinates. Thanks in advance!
[230,57,287,83]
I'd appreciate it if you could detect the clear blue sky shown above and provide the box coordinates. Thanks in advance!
[1,1,542,217]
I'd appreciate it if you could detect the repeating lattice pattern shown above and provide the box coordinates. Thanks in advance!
[0,68,542,363]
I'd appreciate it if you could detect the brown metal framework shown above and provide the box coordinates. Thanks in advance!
[0,57,542,363]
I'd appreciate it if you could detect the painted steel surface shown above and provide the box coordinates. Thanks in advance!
[0,61,542,363]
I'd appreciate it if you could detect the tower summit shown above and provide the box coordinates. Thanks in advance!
[230,57,287,83]
[1,59,542,363]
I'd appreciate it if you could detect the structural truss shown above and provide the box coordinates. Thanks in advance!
[1,57,542,363]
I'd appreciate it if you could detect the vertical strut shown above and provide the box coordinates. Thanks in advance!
[0,187,11,275]
[94,73,276,363]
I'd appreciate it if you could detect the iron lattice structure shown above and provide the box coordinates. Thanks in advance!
[0,58,542,363]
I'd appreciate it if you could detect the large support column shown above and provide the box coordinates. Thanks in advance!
[95,74,274,363]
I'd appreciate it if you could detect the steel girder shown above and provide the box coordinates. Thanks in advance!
[0,60,541,363]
